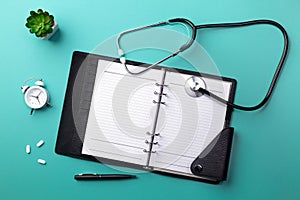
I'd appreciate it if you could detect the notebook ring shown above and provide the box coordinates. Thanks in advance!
[153,100,166,104]
[145,140,158,145]
[154,91,167,96]
[155,83,168,87]
[143,149,156,153]
[146,132,160,136]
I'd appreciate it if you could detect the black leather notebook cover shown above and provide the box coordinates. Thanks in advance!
[55,51,237,184]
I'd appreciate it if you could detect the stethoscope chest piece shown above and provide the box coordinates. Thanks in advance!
[185,76,206,97]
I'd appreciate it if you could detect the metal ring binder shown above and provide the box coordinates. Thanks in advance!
[144,69,167,166]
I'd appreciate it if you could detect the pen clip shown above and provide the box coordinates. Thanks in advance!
[78,173,97,176]
[74,173,100,180]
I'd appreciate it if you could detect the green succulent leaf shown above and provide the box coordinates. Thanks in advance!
[30,11,36,16]
[44,24,51,31]
[27,16,34,23]
[30,25,41,33]
[44,15,52,24]
[49,17,54,27]
[36,28,43,37]
[25,9,55,38]
[36,14,42,23]
[47,28,53,34]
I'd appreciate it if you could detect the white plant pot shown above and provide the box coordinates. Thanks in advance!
[41,21,58,40]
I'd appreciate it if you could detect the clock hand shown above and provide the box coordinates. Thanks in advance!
[37,91,42,97]
[35,91,43,104]
[29,95,40,104]
[30,91,42,98]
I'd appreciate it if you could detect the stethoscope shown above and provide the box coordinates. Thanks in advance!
[117,18,289,111]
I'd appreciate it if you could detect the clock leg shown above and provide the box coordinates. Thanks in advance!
[30,109,34,115]
[46,102,52,107]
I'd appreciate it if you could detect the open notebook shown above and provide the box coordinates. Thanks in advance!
[56,51,236,183]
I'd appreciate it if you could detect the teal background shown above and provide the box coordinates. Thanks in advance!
[1,0,299,199]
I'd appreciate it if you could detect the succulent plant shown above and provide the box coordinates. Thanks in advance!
[25,9,55,38]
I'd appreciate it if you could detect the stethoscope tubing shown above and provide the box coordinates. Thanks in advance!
[116,18,289,111]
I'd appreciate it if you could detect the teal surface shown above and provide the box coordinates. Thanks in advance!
[1,0,299,199]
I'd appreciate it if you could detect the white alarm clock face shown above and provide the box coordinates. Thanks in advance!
[24,86,49,109]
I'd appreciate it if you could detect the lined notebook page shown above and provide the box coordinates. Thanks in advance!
[150,71,232,175]
[82,60,164,166]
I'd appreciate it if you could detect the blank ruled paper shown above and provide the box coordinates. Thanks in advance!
[81,60,164,165]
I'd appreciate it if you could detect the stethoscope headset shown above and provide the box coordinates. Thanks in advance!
[117,18,289,112]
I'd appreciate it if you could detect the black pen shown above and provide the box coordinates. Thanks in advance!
[74,173,137,181]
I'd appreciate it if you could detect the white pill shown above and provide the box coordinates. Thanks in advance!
[36,140,44,147]
[37,159,46,165]
[26,145,31,154]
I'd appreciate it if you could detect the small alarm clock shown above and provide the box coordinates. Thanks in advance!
[21,78,51,115]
